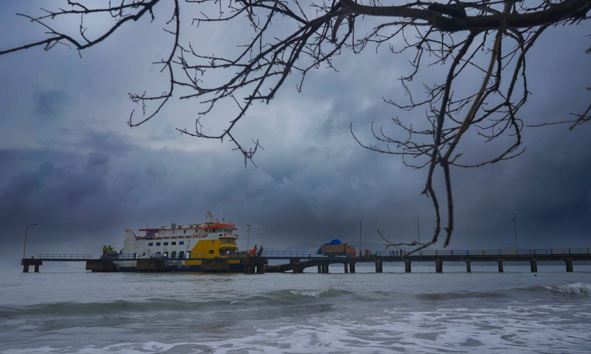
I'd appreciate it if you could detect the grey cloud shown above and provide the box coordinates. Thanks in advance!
[34,89,67,117]
[1,2,590,263]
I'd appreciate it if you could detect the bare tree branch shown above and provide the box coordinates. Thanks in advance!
[1,0,589,250]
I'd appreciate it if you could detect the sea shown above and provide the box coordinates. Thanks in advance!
[1,262,590,354]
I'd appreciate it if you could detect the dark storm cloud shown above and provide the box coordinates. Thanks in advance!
[0,1,590,264]
[34,89,67,117]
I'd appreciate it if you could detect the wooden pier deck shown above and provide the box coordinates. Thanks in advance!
[263,248,591,273]
[20,248,590,273]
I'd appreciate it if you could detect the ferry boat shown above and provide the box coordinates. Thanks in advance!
[107,212,259,272]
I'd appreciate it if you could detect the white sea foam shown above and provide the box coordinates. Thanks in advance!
[3,305,591,354]
[289,288,328,298]
[545,282,591,295]
[3,269,591,354]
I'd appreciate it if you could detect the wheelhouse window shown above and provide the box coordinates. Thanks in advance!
[148,243,153,246]
[164,242,169,246]
[156,242,161,246]
[179,241,184,245]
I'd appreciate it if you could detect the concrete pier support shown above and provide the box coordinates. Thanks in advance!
[404,259,412,273]
[21,258,43,273]
[323,264,330,273]
[375,262,383,273]
[290,258,301,273]
[349,262,356,273]
[566,259,574,272]
[344,263,349,274]
[465,261,472,273]
[497,259,504,273]
[244,256,268,274]
[435,259,443,273]
[318,265,322,273]
[530,260,538,273]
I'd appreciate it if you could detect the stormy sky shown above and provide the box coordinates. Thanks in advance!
[1,1,589,263]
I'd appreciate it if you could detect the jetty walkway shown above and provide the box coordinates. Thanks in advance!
[20,248,590,273]
[263,248,591,273]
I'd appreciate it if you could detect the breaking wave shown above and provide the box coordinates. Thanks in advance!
[544,282,591,295]
[0,288,360,319]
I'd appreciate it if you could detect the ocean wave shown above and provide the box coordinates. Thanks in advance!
[544,282,591,295]
[289,288,327,297]
[261,287,356,300]
[0,288,357,319]
[415,290,508,301]
[0,298,232,319]
[414,282,591,301]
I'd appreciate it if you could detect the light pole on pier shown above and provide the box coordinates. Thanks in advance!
[513,213,518,254]
[417,216,421,244]
[22,223,37,259]
[359,218,363,257]
[246,224,254,250]
[417,215,421,255]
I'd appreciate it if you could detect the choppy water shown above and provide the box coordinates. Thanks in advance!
[1,263,591,353]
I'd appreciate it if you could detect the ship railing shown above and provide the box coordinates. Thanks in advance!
[114,253,211,260]
[36,254,94,260]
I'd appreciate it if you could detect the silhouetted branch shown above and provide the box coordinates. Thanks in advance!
[1,0,589,247]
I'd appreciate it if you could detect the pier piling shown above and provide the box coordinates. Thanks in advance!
[566,259,574,272]
[497,259,504,273]
[404,259,412,273]
[349,262,356,273]
[466,260,472,273]
[530,260,538,273]
[435,259,443,273]
[375,261,383,273]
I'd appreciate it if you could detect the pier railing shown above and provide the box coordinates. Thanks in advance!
[36,254,94,260]
[262,251,323,258]
[261,248,591,259]
[403,248,590,257]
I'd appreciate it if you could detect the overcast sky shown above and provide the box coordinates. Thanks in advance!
[1,1,590,264]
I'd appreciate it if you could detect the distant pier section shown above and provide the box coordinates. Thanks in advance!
[264,248,591,274]
[21,248,590,274]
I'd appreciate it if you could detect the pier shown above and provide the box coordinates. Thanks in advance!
[21,248,590,273]
[263,248,591,273]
